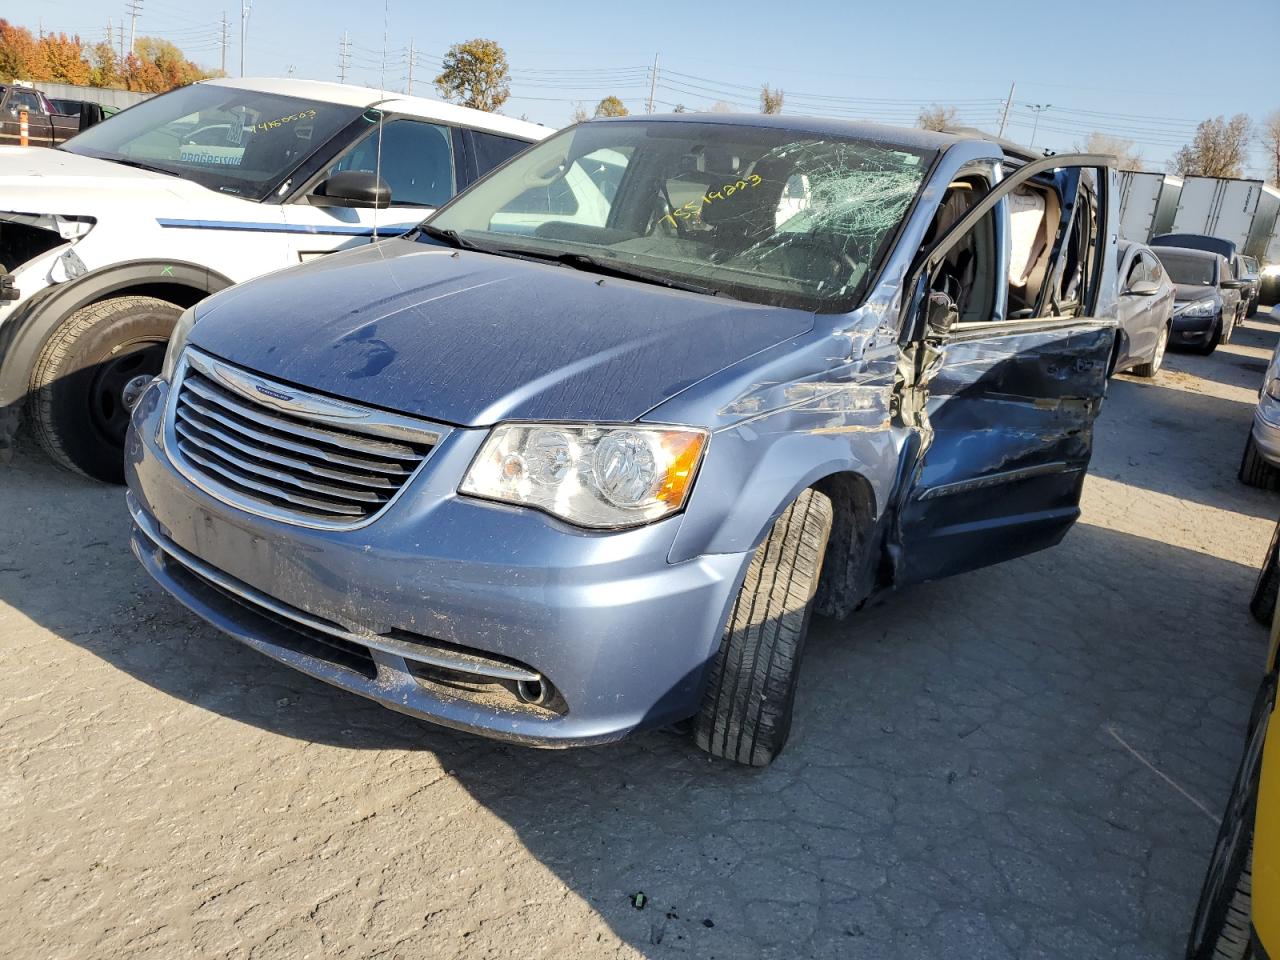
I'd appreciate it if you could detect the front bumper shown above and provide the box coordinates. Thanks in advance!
[1255,402,1280,467]
[1170,307,1219,346]
[124,379,749,748]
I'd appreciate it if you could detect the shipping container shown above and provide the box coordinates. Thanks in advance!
[1118,171,1182,243]
[1172,176,1268,253]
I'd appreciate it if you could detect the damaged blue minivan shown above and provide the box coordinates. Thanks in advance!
[125,115,1116,765]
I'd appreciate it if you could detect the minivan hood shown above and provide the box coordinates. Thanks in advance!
[189,239,817,426]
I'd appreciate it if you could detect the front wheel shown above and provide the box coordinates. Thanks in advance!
[693,488,833,767]
[1251,518,1280,626]
[28,295,180,483]
[1193,319,1223,356]
[1240,434,1280,492]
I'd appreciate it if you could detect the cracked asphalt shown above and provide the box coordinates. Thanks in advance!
[3,307,1279,960]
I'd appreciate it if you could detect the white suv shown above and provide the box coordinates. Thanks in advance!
[0,77,550,481]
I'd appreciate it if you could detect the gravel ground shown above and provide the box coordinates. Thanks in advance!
[2,308,1279,960]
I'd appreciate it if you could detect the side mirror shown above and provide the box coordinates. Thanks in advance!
[1126,279,1159,297]
[311,170,391,209]
[925,290,958,340]
[1222,278,1246,290]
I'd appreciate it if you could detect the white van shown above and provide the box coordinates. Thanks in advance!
[0,77,550,480]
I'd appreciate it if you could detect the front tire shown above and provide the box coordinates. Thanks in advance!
[1193,318,1223,356]
[693,488,833,767]
[29,295,180,483]
[1251,518,1280,626]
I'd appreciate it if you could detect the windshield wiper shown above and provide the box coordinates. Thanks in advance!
[511,249,719,296]
[103,157,179,177]
[418,225,482,250]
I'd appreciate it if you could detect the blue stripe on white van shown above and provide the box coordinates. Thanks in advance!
[156,218,413,237]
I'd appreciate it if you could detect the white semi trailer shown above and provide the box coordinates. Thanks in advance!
[1170,176,1276,256]
[1118,171,1181,243]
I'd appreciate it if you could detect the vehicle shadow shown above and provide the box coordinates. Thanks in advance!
[0,435,1268,958]
[1100,368,1279,521]
[1160,305,1280,392]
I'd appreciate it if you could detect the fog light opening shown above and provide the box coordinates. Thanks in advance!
[516,678,551,706]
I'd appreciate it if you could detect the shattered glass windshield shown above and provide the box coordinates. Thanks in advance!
[423,120,933,312]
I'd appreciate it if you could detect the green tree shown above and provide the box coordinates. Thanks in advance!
[88,40,120,88]
[759,84,783,114]
[1172,115,1251,178]
[593,95,628,118]
[434,38,510,112]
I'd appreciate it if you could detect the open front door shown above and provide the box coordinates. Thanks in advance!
[893,153,1116,586]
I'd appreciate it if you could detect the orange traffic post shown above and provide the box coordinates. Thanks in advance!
[18,109,28,147]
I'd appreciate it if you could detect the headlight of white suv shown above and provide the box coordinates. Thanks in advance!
[1178,300,1217,318]
[459,423,708,529]
[160,307,197,382]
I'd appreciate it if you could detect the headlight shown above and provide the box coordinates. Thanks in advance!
[160,307,196,382]
[1266,378,1280,401]
[459,423,708,529]
[1177,300,1217,318]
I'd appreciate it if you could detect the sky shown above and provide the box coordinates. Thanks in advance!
[21,0,1280,177]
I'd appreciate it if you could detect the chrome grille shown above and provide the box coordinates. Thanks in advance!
[167,348,444,528]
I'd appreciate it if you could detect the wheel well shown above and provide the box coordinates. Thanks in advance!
[89,282,208,310]
[811,471,880,619]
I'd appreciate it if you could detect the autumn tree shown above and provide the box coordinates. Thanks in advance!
[1075,132,1143,171]
[570,102,589,124]
[593,95,628,118]
[760,84,783,115]
[0,19,40,80]
[1262,110,1280,187]
[1171,115,1251,178]
[434,38,510,113]
[88,40,120,88]
[917,104,957,132]
[38,32,92,85]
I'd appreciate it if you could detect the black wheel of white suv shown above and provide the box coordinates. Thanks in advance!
[693,487,833,767]
[29,295,180,483]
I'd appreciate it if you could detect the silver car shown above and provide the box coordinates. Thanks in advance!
[1114,239,1175,376]
[1241,333,1280,489]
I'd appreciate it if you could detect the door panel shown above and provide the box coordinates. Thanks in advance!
[894,154,1115,586]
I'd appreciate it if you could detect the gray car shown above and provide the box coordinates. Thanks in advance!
[124,116,1117,765]
[1115,239,1175,377]
[1241,335,1280,490]
[1152,246,1242,354]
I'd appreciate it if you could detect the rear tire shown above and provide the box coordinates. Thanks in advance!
[29,295,179,483]
[693,488,833,767]
[1239,434,1280,491]
[1133,325,1169,378]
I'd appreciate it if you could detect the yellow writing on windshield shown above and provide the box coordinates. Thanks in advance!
[660,173,763,229]
[255,109,318,134]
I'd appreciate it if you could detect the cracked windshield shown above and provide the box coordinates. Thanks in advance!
[425,120,932,311]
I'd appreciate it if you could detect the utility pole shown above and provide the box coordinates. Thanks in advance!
[406,38,414,95]
[117,23,125,61]
[1027,103,1051,148]
[997,81,1015,138]
[126,0,142,55]
[338,31,350,83]
[239,1,252,77]
[646,53,659,115]
[219,11,229,75]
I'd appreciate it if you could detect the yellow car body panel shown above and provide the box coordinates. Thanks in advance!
[1256,704,1279,952]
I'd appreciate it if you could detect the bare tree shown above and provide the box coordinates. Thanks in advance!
[759,84,784,115]
[916,104,956,132]
[570,102,589,124]
[593,95,628,118]
[671,103,687,113]
[1075,132,1144,171]
[1171,114,1251,178]
[709,101,733,114]
[1262,109,1280,187]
